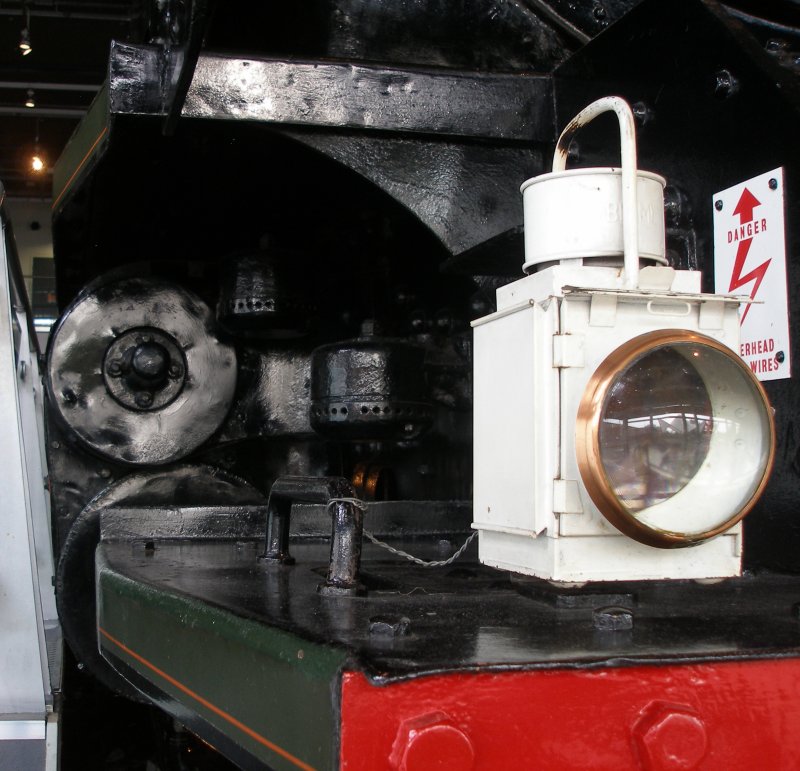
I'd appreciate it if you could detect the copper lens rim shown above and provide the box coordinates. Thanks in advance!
[575,329,776,549]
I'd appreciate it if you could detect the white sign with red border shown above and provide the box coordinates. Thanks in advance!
[713,167,791,382]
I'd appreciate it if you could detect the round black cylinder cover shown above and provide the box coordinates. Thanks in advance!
[217,250,313,337]
[46,276,237,465]
[310,336,433,440]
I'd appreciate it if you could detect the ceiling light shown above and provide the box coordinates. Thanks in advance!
[19,4,32,56]
[25,90,35,108]
[31,119,45,174]
[19,27,31,56]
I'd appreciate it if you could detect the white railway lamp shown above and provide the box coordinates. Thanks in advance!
[472,97,775,582]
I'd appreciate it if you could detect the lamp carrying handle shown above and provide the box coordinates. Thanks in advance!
[553,97,640,289]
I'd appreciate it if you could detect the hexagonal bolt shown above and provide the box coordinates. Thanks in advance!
[631,101,654,127]
[134,391,154,408]
[168,362,184,379]
[714,69,740,99]
[360,319,381,337]
[593,605,634,632]
[633,702,708,771]
[664,186,690,228]
[566,141,581,164]
[106,359,123,378]
[390,712,475,771]
[369,615,411,638]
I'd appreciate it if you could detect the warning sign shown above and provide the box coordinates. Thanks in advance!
[713,167,791,382]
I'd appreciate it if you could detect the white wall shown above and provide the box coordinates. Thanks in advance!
[4,197,54,299]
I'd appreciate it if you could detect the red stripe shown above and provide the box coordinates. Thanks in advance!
[98,626,317,771]
[52,126,109,210]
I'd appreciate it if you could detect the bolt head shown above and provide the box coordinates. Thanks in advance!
[168,362,184,379]
[567,141,581,163]
[106,359,123,377]
[360,319,380,337]
[390,712,474,771]
[593,605,634,631]
[134,391,154,408]
[765,38,787,54]
[131,342,169,381]
[633,703,708,771]
[713,68,739,99]
[369,615,411,638]
[714,200,724,212]
[631,101,652,127]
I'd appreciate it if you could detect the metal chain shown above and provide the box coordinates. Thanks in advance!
[327,497,477,568]
[362,530,478,568]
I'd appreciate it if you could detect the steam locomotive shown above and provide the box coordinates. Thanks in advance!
[9,0,800,768]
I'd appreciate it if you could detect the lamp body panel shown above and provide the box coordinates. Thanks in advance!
[472,264,749,582]
[473,300,559,540]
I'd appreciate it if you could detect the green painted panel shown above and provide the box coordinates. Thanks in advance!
[51,85,110,211]
[97,552,347,771]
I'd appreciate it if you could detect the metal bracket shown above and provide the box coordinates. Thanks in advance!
[260,476,365,596]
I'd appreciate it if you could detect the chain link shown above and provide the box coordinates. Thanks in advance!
[362,530,478,568]
[327,497,477,568]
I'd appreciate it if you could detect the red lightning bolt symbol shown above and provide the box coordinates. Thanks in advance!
[727,187,770,323]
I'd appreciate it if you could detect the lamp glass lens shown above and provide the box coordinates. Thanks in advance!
[582,333,774,543]
[599,346,712,512]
